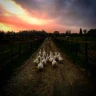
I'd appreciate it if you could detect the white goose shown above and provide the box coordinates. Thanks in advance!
[52,57,57,67]
[49,51,53,63]
[43,48,46,57]
[58,53,63,62]
[34,55,39,65]
[46,54,49,63]
[37,56,43,70]
[37,54,41,61]
[54,52,58,60]
[42,55,47,66]
[38,49,42,56]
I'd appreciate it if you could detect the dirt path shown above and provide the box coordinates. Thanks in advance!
[4,38,95,96]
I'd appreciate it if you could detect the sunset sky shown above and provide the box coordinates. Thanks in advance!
[0,0,96,33]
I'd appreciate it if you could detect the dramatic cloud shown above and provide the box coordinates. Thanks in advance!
[0,0,96,32]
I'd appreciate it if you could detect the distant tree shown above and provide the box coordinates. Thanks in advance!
[71,33,78,37]
[65,30,71,36]
[88,29,96,36]
[0,29,48,41]
[60,33,65,37]
[79,28,82,36]
[83,29,87,35]
[54,31,59,34]
[53,31,60,36]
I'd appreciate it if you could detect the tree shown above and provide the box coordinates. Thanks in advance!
[83,29,87,35]
[79,28,82,36]
[88,29,96,36]
[53,31,60,36]
[65,30,71,35]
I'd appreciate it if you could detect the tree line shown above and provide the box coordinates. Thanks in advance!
[0,28,96,42]
[0,30,47,42]
[53,28,96,37]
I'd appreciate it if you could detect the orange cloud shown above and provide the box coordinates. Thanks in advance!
[0,15,39,31]
[0,0,55,32]
[0,0,50,26]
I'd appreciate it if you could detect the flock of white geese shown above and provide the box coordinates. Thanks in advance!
[34,48,63,70]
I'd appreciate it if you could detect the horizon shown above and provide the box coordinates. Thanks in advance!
[0,0,96,33]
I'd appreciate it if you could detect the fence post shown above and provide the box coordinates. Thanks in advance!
[68,38,69,51]
[19,43,21,56]
[65,39,67,48]
[66,39,68,49]
[76,39,78,56]
[10,40,13,62]
[68,38,70,51]
[30,41,33,48]
[85,36,88,64]
[70,38,72,52]
[63,39,65,47]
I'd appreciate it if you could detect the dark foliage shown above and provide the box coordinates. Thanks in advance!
[88,29,96,36]
[0,30,47,42]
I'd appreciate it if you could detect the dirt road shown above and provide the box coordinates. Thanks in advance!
[4,38,96,96]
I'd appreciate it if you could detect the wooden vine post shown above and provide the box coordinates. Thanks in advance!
[85,36,88,65]
[76,39,78,56]
[10,40,13,62]
[70,38,72,52]
[30,41,33,48]
[19,43,21,56]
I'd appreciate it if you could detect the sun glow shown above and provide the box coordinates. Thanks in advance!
[0,0,25,15]
[0,23,12,31]
[18,15,47,25]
